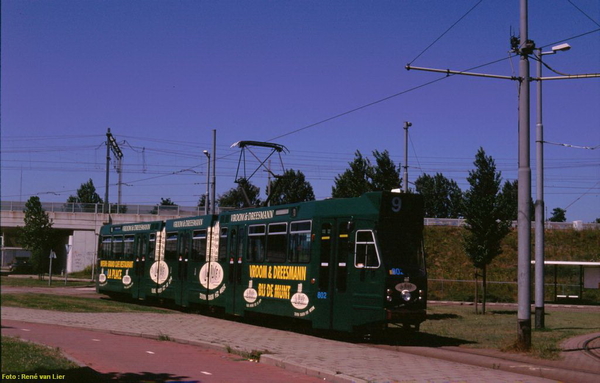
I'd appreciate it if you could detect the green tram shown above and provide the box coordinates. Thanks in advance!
[97,220,164,300]
[97,191,427,332]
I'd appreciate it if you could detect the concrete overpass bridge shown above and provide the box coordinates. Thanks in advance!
[1,201,203,271]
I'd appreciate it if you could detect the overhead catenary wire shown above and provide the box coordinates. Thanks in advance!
[268,55,516,143]
[567,0,600,28]
[544,141,599,150]
[564,180,600,210]
[408,0,485,65]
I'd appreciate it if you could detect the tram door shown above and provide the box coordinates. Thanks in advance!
[186,228,208,306]
[160,231,183,304]
[175,231,191,306]
[225,225,245,316]
[133,234,149,300]
[318,219,352,331]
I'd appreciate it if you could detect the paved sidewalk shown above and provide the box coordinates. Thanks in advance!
[4,306,596,383]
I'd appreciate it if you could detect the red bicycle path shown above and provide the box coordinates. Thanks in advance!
[2,319,323,383]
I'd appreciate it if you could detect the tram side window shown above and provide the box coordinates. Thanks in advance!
[238,227,246,258]
[165,232,178,260]
[113,236,124,260]
[179,232,190,260]
[101,236,112,259]
[124,235,135,260]
[191,230,207,261]
[248,225,265,262]
[267,223,287,263]
[148,234,156,260]
[289,221,311,263]
[136,235,147,259]
[218,228,228,261]
[355,230,380,268]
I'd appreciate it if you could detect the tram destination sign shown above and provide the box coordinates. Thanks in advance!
[173,218,203,228]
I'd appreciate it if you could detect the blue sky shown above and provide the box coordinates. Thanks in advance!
[2,0,599,222]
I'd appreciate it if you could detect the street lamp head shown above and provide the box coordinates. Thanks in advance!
[551,43,571,53]
[203,150,210,158]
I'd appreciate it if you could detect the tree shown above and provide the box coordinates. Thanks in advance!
[67,179,103,203]
[332,150,401,198]
[67,179,103,212]
[498,180,518,221]
[497,180,535,221]
[218,178,261,209]
[462,148,511,314]
[371,150,401,191]
[268,169,315,205]
[415,173,463,218]
[197,194,207,210]
[19,196,58,276]
[331,151,372,198]
[549,207,567,222]
[150,198,178,215]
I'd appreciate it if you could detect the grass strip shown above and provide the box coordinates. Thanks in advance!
[1,276,93,288]
[1,293,171,313]
[421,304,600,359]
[1,335,78,373]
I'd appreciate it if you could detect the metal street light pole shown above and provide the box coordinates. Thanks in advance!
[203,150,211,215]
[534,43,571,329]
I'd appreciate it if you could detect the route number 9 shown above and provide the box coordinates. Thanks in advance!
[391,197,402,213]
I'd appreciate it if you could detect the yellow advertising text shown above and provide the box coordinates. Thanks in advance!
[258,283,291,300]
[249,265,306,281]
[107,268,123,280]
[100,260,134,268]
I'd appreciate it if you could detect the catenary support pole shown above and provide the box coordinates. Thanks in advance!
[517,0,532,349]
[211,129,216,215]
[403,121,412,193]
[204,150,210,215]
[104,128,111,214]
[535,48,545,329]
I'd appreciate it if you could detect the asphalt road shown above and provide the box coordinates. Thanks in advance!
[2,320,324,383]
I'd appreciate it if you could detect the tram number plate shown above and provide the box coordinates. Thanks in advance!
[317,292,328,299]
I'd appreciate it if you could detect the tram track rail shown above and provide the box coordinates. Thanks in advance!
[583,335,600,362]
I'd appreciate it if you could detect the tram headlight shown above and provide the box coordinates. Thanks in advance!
[386,288,393,302]
[401,290,411,301]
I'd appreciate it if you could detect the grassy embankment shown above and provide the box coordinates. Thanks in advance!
[425,227,600,303]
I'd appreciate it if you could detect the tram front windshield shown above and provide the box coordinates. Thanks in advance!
[377,222,424,270]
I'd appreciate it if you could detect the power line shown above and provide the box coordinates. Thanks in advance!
[268,55,513,143]
[408,0,485,65]
[541,28,600,49]
[567,0,600,28]
[544,141,599,150]
[564,180,600,210]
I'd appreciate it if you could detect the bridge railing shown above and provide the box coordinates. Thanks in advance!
[1,201,203,217]
[424,217,599,230]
